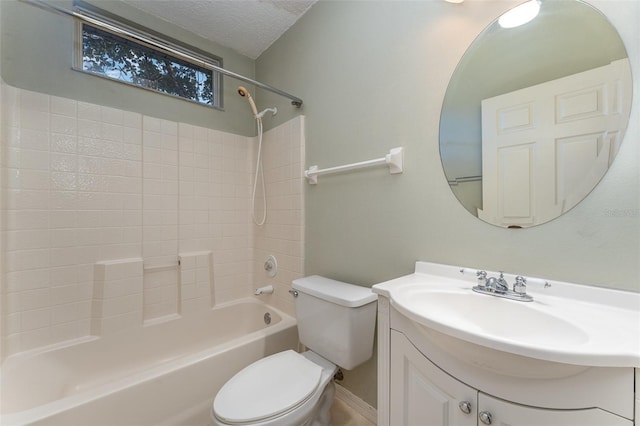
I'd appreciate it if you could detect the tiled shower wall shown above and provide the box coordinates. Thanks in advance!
[252,118,306,316]
[0,81,305,358]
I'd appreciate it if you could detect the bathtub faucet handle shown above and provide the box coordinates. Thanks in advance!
[264,255,278,278]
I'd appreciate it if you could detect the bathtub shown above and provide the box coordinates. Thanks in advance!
[0,299,298,426]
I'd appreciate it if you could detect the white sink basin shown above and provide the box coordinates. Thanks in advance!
[394,287,589,347]
[373,262,640,371]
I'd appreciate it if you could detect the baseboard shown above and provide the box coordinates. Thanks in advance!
[334,383,377,424]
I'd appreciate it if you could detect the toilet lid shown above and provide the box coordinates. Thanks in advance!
[213,350,322,424]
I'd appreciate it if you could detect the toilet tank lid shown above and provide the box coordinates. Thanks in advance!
[292,275,377,307]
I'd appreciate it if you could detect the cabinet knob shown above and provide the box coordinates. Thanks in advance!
[458,400,472,414]
[479,411,493,425]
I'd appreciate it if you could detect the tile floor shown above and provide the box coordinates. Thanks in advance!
[330,398,376,426]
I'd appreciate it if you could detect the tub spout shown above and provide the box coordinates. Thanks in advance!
[254,285,274,295]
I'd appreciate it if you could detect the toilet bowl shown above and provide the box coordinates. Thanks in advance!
[211,351,337,426]
[211,276,377,426]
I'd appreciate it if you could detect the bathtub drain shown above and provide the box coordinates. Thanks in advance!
[264,312,272,324]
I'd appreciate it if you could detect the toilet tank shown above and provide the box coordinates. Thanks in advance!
[292,275,377,370]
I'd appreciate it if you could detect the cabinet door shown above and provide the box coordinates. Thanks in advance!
[390,331,476,426]
[478,393,633,426]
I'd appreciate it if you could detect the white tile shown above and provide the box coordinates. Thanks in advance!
[6,190,49,211]
[20,90,49,112]
[102,123,123,142]
[77,119,101,139]
[78,102,101,121]
[178,122,194,139]
[49,266,79,287]
[123,126,142,145]
[160,119,178,136]
[50,96,77,117]
[101,106,124,125]
[5,313,21,334]
[98,311,142,335]
[18,128,49,151]
[143,116,163,133]
[20,308,51,331]
[20,327,52,351]
[18,288,52,311]
[21,149,50,170]
[51,229,77,248]
[123,143,142,161]
[100,210,125,227]
[101,140,124,159]
[51,303,80,324]
[72,225,99,247]
[51,114,77,135]
[101,228,123,245]
[101,293,142,316]
[50,210,77,229]
[50,283,92,305]
[50,152,77,172]
[50,247,81,267]
[51,320,88,342]
[123,111,142,129]
[19,169,51,190]
[51,171,77,191]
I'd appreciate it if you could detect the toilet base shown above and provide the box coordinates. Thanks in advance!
[308,380,335,426]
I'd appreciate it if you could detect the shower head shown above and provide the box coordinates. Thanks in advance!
[237,86,259,118]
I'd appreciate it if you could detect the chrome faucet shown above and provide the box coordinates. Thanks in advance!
[461,269,550,302]
[485,272,509,293]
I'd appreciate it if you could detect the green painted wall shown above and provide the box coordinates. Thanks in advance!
[257,0,640,407]
[1,0,256,136]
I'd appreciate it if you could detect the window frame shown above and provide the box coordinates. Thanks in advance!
[73,9,222,109]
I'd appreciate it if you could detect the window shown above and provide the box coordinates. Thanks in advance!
[77,20,221,107]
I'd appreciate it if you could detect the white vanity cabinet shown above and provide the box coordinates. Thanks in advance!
[477,393,632,426]
[390,330,476,426]
[390,329,633,426]
[373,262,639,426]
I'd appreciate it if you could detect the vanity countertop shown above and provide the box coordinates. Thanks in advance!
[373,261,640,368]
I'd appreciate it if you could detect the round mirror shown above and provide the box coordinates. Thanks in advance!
[439,0,632,228]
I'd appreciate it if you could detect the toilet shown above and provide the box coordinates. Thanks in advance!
[211,275,378,426]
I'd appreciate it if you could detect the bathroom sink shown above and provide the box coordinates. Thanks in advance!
[394,287,589,347]
[373,262,640,372]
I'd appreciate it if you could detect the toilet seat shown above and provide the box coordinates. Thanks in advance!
[213,350,323,424]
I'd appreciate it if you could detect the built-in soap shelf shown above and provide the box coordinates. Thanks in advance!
[91,252,214,336]
[143,259,180,273]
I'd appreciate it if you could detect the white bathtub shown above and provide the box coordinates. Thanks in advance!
[0,299,298,426]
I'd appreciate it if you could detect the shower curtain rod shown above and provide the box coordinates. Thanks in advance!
[21,0,304,107]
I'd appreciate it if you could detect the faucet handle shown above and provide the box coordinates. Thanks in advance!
[476,270,487,288]
[513,276,527,295]
[459,268,487,284]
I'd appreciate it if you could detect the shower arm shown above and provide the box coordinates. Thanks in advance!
[21,0,304,108]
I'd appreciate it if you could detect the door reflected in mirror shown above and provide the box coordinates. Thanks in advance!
[439,0,632,228]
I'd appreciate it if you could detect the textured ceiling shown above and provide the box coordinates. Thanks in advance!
[121,0,318,59]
